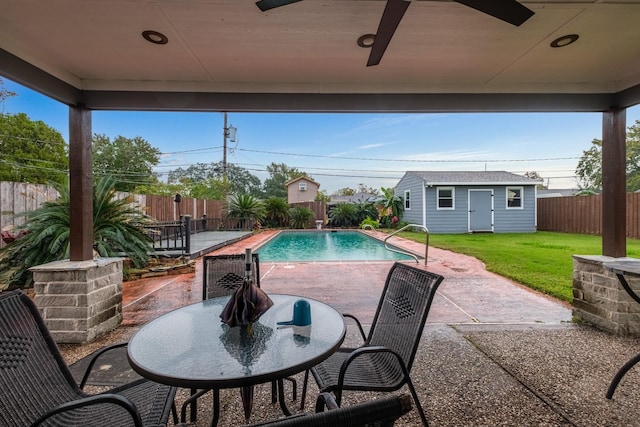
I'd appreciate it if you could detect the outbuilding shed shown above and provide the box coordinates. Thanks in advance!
[395,171,540,233]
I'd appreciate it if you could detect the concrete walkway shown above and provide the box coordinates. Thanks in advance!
[62,230,640,426]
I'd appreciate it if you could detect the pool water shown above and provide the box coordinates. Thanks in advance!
[256,230,414,262]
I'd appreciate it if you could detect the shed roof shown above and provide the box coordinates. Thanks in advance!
[404,171,540,186]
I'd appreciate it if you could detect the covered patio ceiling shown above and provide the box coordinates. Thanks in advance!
[2,0,640,112]
[0,0,638,260]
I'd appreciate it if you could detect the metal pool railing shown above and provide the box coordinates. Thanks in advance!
[362,224,429,266]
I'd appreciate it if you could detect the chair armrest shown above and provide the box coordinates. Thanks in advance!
[315,392,340,412]
[79,342,129,388]
[30,393,142,427]
[341,313,366,342]
[335,345,410,405]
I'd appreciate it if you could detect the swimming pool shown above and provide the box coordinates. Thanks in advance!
[256,230,415,262]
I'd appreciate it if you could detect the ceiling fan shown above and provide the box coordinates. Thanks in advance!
[255,0,534,66]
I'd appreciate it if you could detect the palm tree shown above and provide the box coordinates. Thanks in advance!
[354,200,379,224]
[264,197,290,227]
[328,202,357,228]
[289,206,314,229]
[225,194,265,228]
[0,176,154,290]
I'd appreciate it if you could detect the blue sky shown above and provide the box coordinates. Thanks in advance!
[3,77,639,194]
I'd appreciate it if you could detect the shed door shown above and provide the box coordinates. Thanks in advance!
[469,190,493,232]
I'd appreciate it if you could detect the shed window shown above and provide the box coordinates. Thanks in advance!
[437,187,455,210]
[507,187,523,209]
[404,190,411,210]
[299,182,307,191]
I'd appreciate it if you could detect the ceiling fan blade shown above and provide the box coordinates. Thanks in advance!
[256,0,302,12]
[367,0,412,67]
[454,0,534,26]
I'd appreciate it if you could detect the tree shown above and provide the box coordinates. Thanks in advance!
[264,197,290,227]
[575,139,602,190]
[379,187,403,219]
[225,194,265,228]
[0,176,154,290]
[92,134,161,192]
[289,206,314,229]
[353,200,379,224]
[336,187,356,196]
[314,190,331,203]
[168,162,262,198]
[524,171,547,190]
[0,112,68,184]
[576,120,640,192]
[357,183,379,196]
[263,162,309,198]
[328,202,357,227]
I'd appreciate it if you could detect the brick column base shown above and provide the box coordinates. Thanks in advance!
[30,258,124,343]
[573,255,640,336]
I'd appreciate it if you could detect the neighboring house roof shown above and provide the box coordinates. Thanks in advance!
[329,193,382,204]
[402,171,540,186]
[284,176,320,187]
[537,189,581,198]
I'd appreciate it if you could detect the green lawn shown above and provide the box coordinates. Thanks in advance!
[394,230,640,303]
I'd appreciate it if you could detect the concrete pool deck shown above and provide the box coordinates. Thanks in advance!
[61,229,640,426]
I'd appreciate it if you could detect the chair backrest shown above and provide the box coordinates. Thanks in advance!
[0,290,82,425]
[366,262,444,373]
[202,253,261,300]
[249,394,412,426]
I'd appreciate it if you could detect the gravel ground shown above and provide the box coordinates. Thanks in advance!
[59,321,640,426]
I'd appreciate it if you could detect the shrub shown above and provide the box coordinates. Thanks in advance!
[289,206,315,229]
[0,176,154,290]
[360,217,379,229]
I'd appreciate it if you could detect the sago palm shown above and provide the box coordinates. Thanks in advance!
[289,206,314,229]
[0,176,153,290]
[225,194,266,223]
[264,197,290,227]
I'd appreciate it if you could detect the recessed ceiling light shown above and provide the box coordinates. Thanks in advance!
[550,34,579,48]
[142,30,168,45]
[357,34,376,48]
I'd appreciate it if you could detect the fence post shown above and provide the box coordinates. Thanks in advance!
[183,215,191,256]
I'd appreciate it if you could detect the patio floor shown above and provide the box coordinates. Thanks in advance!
[61,230,640,426]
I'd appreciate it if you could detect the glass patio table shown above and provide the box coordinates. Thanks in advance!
[602,260,640,399]
[127,294,346,426]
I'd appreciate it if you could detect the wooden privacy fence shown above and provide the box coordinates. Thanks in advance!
[537,193,640,238]
[290,201,327,229]
[1,181,328,247]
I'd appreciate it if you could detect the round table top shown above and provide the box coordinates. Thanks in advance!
[127,294,346,389]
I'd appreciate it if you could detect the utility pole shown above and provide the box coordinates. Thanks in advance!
[222,112,236,195]
[223,112,228,182]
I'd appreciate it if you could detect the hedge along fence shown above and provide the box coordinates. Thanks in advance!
[536,192,640,238]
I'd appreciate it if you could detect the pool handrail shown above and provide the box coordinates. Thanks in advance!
[361,224,429,266]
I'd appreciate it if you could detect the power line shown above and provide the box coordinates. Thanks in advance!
[235,147,580,163]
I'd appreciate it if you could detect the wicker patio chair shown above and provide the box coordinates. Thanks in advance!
[180,253,296,423]
[0,289,177,427]
[247,392,412,427]
[300,262,444,427]
[202,253,262,300]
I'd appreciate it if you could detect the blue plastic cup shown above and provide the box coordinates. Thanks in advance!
[292,299,311,326]
[277,299,312,326]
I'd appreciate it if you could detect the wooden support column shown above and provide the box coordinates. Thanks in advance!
[602,108,627,257]
[69,104,93,261]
